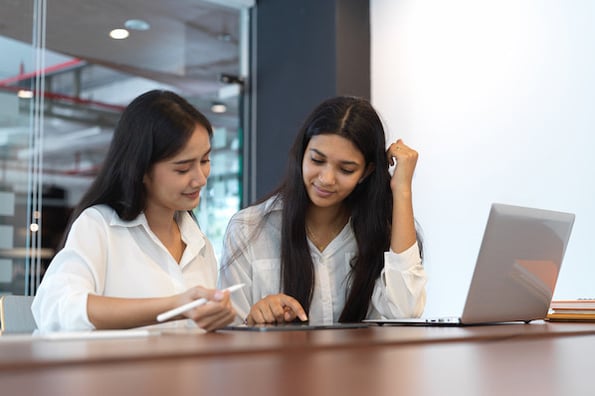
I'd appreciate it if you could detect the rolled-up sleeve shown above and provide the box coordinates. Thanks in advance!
[370,241,427,318]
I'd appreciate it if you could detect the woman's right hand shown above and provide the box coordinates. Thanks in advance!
[247,293,308,325]
[176,286,237,331]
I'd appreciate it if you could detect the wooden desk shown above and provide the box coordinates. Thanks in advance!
[1,322,594,396]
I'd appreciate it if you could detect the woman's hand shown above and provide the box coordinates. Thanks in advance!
[246,293,308,325]
[177,286,237,332]
[386,139,418,193]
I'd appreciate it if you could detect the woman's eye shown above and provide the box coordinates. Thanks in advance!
[176,169,190,174]
[341,169,356,175]
[311,157,324,164]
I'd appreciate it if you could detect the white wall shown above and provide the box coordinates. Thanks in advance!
[371,0,595,316]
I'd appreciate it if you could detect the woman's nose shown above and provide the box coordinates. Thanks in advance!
[191,165,207,187]
[318,166,335,185]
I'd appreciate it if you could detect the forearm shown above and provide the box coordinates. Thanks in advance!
[87,294,178,329]
[390,189,417,253]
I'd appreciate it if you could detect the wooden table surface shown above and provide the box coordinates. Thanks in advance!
[1,321,594,396]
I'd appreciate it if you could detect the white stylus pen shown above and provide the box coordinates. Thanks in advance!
[156,283,245,322]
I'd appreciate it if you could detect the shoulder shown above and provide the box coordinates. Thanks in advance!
[72,205,143,235]
[63,205,116,248]
[231,195,282,223]
[73,205,114,227]
[226,196,283,237]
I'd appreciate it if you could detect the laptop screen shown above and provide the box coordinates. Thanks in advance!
[460,203,575,324]
[363,203,575,327]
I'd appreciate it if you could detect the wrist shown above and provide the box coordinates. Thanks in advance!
[391,187,412,199]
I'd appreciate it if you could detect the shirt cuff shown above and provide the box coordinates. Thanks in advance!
[74,292,96,330]
[385,241,421,271]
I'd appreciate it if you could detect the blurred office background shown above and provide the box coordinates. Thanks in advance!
[0,0,251,294]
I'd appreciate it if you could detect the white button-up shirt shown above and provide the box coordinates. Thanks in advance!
[218,197,427,324]
[32,205,218,332]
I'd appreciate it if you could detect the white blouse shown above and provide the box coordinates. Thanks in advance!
[32,205,218,332]
[218,197,427,325]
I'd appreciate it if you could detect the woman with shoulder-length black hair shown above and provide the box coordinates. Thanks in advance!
[219,96,426,324]
[32,90,236,332]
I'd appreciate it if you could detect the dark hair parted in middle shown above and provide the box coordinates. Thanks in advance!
[274,96,402,322]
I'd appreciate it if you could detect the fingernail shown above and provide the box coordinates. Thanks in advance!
[214,291,224,300]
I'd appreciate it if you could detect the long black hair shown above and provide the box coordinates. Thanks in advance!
[58,90,212,249]
[274,96,419,322]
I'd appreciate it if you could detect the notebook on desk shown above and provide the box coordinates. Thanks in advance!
[364,203,575,327]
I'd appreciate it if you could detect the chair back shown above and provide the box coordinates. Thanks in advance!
[0,295,37,334]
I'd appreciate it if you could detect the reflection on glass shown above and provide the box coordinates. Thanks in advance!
[0,1,246,295]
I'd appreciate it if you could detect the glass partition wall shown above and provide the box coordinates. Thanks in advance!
[0,0,249,297]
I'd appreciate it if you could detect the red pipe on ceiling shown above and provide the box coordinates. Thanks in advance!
[0,58,85,86]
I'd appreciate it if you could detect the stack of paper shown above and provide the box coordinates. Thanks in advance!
[547,299,595,321]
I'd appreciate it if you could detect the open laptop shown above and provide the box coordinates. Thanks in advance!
[364,203,575,326]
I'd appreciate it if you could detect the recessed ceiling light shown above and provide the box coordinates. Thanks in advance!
[17,89,33,99]
[124,19,150,31]
[109,28,130,40]
[211,102,227,113]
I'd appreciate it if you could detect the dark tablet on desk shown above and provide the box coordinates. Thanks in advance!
[222,322,369,332]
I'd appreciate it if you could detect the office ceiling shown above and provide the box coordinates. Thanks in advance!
[0,0,243,95]
[0,0,249,201]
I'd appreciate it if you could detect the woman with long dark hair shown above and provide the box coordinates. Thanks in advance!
[219,96,426,324]
[32,90,236,332]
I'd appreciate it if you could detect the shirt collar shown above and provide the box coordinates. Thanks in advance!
[107,209,206,255]
[265,194,284,212]
[107,208,146,228]
[178,211,206,255]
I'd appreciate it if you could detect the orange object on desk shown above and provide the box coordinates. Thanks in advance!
[548,299,595,321]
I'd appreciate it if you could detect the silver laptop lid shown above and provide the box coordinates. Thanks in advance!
[460,203,575,324]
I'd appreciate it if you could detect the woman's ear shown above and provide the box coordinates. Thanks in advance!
[358,163,375,184]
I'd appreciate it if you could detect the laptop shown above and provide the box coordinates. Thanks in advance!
[364,203,575,326]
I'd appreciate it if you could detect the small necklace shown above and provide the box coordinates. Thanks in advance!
[305,220,346,252]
